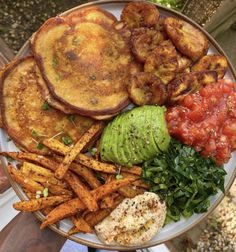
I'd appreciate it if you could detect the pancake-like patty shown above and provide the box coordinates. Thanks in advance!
[0,57,93,154]
[65,6,117,26]
[32,10,132,116]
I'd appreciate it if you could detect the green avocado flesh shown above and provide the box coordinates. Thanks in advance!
[100,106,170,166]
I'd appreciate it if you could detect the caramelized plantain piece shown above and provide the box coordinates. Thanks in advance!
[121,1,159,29]
[191,54,228,79]
[164,17,209,61]
[131,27,165,62]
[177,52,192,73]
[144,40,178,84]
[167,70,217,103]
[128,72,167,106]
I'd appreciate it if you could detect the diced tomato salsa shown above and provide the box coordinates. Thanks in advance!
[166,79,236,164]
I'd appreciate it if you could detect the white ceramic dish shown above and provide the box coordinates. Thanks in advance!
[1,0,236,250]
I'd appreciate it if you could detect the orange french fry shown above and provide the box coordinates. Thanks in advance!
[55,121,103,179]
[40,177,136,228]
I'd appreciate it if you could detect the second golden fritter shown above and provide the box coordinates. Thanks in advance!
[128,72,167,106]
[131,27,165,63]
[144,40,178,84]
[164,17,209,61]
[191,54,228,79]
[121,1,159,29]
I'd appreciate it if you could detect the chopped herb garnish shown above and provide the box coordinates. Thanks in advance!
[67,114,76,123]
[61,135,73,146]
[95,172,105,184]
[7,137,12,142]
[142,139,226,224]
[37,142,45,150]
[72,37,80,46]
[43,188,49,197]
[31,129,39,138]
[6,156,14,163]
[89,75,96,80]
[88,147,97,156]
[52,57,58,68]
[42,101,50,110]
[116,174,123,180]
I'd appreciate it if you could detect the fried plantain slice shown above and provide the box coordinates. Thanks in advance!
[177,52,192,73]
[128,72,167,106]
[131,27,165,63]
[167,70,217,103]
[164,17,209,61]
[64,6,117,26]
[32,17,132,117]
[0,57,93,154]
[144,40,178,84]
[191,54,228,79]
[121,1,159,29]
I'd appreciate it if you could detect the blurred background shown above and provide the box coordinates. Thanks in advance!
[0,0,235,251]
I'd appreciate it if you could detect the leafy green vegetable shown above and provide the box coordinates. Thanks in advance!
[142,139,226,224]
[61,135,73,146]
[150,0,184,10]
[31,129,39,138]
[42,101,50,111]
[37,142,45,150]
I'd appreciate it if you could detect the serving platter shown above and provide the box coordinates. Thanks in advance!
[1,0,236,250]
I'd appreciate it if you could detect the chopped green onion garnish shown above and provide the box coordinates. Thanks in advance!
[43,188,49,197]
[116,174,123,180]
[37,142,45,150]
[42,101,50,111]
[61,135,73,146]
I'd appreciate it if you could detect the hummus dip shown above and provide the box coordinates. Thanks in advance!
[95,192,166,246]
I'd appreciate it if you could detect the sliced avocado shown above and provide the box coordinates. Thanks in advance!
[100,105,170,166]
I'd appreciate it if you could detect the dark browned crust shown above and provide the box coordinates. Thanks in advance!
[31,15,131,116]
[121,1,159,29]
[164,17,209,62]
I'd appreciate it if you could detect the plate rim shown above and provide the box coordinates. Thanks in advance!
[2,0,236,250]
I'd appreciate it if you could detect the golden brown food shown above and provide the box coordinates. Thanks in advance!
[70,216,93,234]
[56,121,103,179]
[167,70,218,103]
[13,195,71,212]
[144,40,178,84]
[32,16,132,117]
[64,171,98,212]
[191,54,228,79]
[131,28,165,62]
[8,165,44,193]
[164,17,209,61]
[128,72,167,106]
[121,1,159,29]
[65,6,117,26]
[0,57,93,154]
[40,177,136,228]
[177,52,192,73]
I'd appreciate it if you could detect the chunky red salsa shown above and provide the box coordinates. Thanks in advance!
[166,79,236,164]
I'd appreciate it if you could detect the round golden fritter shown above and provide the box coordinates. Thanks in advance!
[128,72,167,106]
[144,40,178,84]
[191,54,228,79]
[0,57,93,154]
[121,1,159,29]
[131,27,165,63]
[164,17,209,61]
[32,17,132,116]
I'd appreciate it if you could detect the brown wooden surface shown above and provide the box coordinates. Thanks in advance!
[0,213,66,252]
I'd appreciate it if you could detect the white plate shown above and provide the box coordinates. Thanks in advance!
[1,0,236,250]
